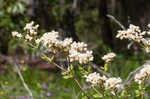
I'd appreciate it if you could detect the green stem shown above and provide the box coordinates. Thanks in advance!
[104,63,109,72]
[93,87,102,98]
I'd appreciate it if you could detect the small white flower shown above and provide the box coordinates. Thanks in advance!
[24,21,39,35]
[69,42,93,64]
[148,24,150,28]
[38,30,62,53]
[12,31,19,37]
[12,31,22,38]
[135,64,150,84]
[24,21,34,31]
[70,42,87,52]
[116,24,145,42]
[102,52,116,63]
[62,38,73,50]
[35,39,41,44]
[104,77,122,90]
[25,34,33,41]
[85,72,106,86]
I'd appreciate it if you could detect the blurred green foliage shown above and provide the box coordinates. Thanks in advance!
[0,0,28,54]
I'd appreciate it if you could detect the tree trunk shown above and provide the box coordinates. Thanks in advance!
[98,0,113,48]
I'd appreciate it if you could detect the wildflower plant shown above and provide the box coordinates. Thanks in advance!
[12,21,150,99]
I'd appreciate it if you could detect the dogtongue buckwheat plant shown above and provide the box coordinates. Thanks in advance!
[11,21,150,99]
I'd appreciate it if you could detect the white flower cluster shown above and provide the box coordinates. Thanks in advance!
[135,64,150,84]
[61,38,73,50]
[37,32,94,64]
[12,21,93,64]
[147,24,150,35]
[24,21,39,41]
[116,24,150,53]
[85,72,107,86]
[141,38,150,53]
[36,31,73,53]
[104,77,122,90]
[12,21,39,41]
[12,31,22,38]
[37,31,93,63]
[85,72,122,90]
[116,24,146,42]
[36,31,62,53]
[69,42,93,64]
[24,21,39,35]
[102,52,116,63]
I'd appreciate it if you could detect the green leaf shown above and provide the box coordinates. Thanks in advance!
[121,90,126,97]
[135,90,140,96]
[41,55,48,61]
[70,64,73,70]
[93,93,102,98]
[41,55,54,63]
[61,71,67,75]
[63,75,72,79]
[87,66,91,72]
[48,56,54,63]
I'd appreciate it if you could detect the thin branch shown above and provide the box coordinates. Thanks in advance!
[90,63,111,77]
[72,0,78,9]
[40,53,91,99]
[118,62,149,93]
[124,66,144,85]
[107,14,126,30]
[93,87,102,97]
[73,78,91,99]
[0,54,33,99]
[15,64,33,99]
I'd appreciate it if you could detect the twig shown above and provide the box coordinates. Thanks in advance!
[118,63,148,93]
[107,14,126,30]
[73,78,91,99]
[124,66,144,85]
[93,87,102,97]
[14,64,33,99]
[90,63,111,77]
[0,55,33,99]
[72,0,78,9]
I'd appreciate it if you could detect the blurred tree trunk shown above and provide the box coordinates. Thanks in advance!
[120,0,150,28]
[59,0,79,41]
[33,0,52,30]
[98,0,113,48]
[0,31,8,54]
[61,9,79,41]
